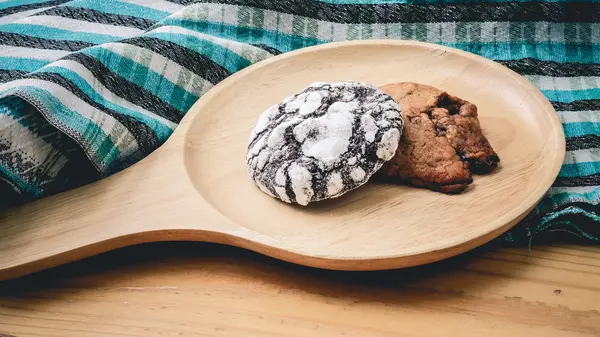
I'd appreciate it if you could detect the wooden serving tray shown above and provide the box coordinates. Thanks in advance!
[0,40,565,280]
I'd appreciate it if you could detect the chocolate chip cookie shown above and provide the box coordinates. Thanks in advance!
[377,82,500,193]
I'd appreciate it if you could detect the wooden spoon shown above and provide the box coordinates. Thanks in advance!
[0,40,565,280]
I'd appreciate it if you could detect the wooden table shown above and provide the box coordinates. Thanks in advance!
[0,241,599,336]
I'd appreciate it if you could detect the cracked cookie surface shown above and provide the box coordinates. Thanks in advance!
[378,82,499,193]
[247,81,403,205]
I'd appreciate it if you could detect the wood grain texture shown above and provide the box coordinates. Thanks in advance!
[0,40,565,280]
[0,242,599,336]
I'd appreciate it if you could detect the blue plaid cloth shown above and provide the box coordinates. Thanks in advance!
[0,0,598,243]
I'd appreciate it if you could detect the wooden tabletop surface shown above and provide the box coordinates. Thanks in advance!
[0,241,599,337]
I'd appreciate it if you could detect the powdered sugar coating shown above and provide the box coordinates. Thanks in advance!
[247,81,404,205]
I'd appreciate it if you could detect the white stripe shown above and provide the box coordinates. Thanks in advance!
[149,25,273,62]
[557,110,598,124]
[100,42,210,105]
[175,3,241,28]
[0,78,138,156]
[534,22,579,43]
[439,22,457,44]
[371,23,386,39]
[204,2,225,23]
[548,186,600,195]
[175,3,600,44]
[534,22,550,43]
[331,23,348,41]
[0,45,69,61]
[149,48,179,80]
[317,21,334,41]
[0,6,52,25]
[533,22,597,43]
[563,148,600,165]
[277,13,294,36]
[118,0,183,13]
[41,58,177,129]
[526,75,600,91]
[592,24,600,45]
[261,9,279,33]
[548,22,566,43]
[4,79,118,130]
[173,3,374,42]
[183,74,213,99]
[221,2,238,25]
[481,22,512,43]
[15,15,142,38]
[0,114,68,178]
[426,23,441,43]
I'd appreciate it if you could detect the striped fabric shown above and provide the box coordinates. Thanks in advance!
[0,0,598,243]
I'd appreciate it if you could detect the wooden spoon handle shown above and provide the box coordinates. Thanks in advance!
[0,138,217,280]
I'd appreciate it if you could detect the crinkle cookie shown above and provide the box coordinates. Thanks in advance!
[246,81,404,206]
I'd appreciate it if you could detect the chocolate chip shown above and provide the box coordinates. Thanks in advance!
[436,126,447,136]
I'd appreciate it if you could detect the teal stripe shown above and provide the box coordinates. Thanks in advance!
[542,88,600,103]
[441,42,600,63]
[563,122,600,138]
[559,162,600,178]
[65,0,169,22]
[37,66,175,142]
[543,208,600,225]
[316,0,415,3]
[0,165,39,196]
[316,0,600,3]
[0,0,52,10]
[0,96,33,130]
[145,31,254,73]
[0,56,48,72]
[550,189,600,206]
[0,95,73,150]
[160,19,600,63]
[80,46,198,112]
[0,86,23,100]
[537,211,600,240]
[0,96,23,119]
[0,23,117,44]
[158,19,324,53]
[17,86,120,168]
